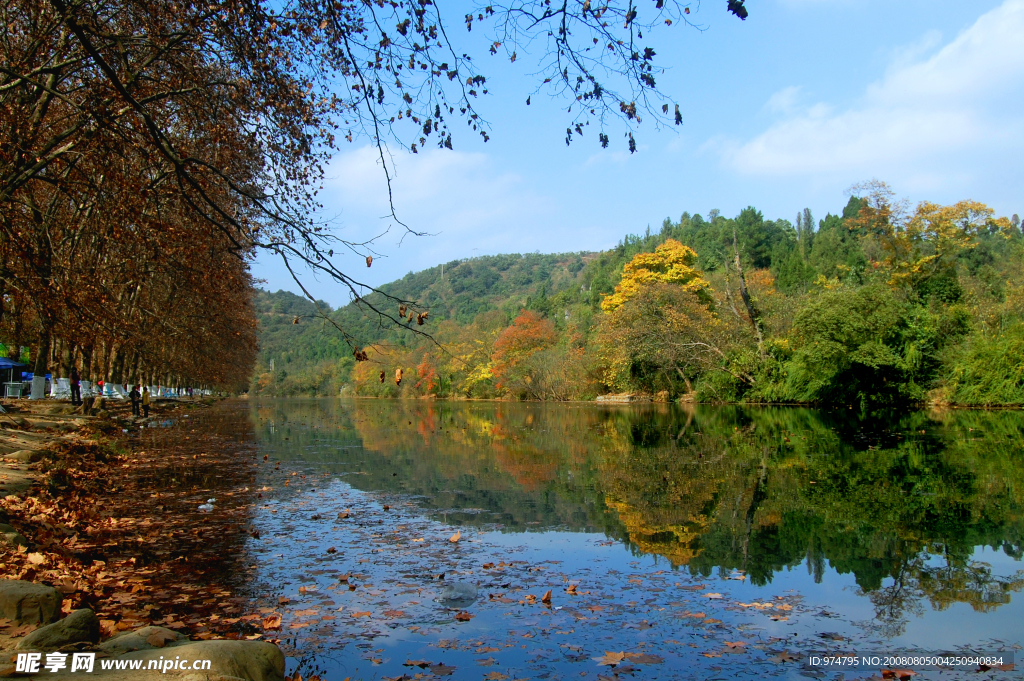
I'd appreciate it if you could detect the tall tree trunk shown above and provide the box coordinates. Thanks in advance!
[110,348,125,385]
[732,229,766,361]
[31,328,50,399]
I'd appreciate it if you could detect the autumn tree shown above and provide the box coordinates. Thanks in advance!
[596,282,748,395]
[491,310,557,398]
[847,181,1011,297]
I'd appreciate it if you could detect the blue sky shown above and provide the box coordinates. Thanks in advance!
[254,0,1024,307]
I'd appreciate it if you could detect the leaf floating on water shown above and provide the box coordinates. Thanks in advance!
[541,589,552,604]
[625,653,664,664]
[449,531,461,543]
[593,651,627,666]
[770,651,800,663]
[881,670,917,680]
[566,583,578,594]
[703,592,723,599]
[454,611,474,621]
[402,660,432,668]
[261,614,282,630]
[429,663,456,676]
[351,611,371,618]
[383,610,407,618]
[724,641,747,649]
[483,673,508,681]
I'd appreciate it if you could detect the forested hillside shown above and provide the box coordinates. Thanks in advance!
[254,182,1023,409]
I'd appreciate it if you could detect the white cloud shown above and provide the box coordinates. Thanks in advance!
[763,86,802,114]
[719,0,1024,180]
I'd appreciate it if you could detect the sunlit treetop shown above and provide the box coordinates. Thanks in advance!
[846,181,1012,289]
[600,238,711,311]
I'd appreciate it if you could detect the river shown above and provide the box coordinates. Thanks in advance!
[242,398,1024,680]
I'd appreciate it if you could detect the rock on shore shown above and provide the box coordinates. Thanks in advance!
[0,579,62,625]
[17,608,99,650]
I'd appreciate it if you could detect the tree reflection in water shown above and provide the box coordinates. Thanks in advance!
[252,399,1024,635]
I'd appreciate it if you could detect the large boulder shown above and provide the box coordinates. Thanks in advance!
[98,626,188,655]
[119,641,285,681]
[17,608,99,650]
[0,579,62,624]
[0,523,29,548]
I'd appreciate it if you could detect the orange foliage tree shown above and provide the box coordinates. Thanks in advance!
[491,311,557,398]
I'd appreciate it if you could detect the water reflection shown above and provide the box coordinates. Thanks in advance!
[250,399,1024,636]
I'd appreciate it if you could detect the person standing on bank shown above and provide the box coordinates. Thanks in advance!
[129,385,141,417]
[69,368,81,406]
[142,386,151,418]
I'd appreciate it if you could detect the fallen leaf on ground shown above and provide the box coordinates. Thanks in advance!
[146,630,178,648]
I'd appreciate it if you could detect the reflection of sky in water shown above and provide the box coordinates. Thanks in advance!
[249,398,1024,649]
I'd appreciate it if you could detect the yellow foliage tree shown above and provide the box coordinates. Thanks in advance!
[848,180,1011,288]
[600,239,712,311]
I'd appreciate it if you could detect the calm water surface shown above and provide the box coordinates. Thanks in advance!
[246,399,1024,679]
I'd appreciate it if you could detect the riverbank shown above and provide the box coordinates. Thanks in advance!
[0,398,286,680]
